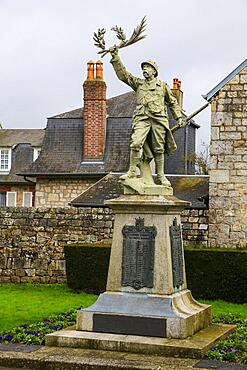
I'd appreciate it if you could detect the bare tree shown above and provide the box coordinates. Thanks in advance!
[187,142,210,175]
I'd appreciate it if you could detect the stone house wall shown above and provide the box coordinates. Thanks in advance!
[35,178,96,207]
[209,67,247,248]
[0,206,208,283]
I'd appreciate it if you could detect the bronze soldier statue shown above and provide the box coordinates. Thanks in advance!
[109,46,184,186]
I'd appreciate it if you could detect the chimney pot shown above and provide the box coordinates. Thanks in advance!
[96,60,104,80]
[173,78,180,89]
[172,77,183,109]
[87,60,95,80]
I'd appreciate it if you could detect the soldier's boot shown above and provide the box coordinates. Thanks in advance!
[155,153,171,186]
[120,149,140,180]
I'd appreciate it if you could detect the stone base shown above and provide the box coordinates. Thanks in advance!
[76,290,211,339]
[46,324,236,359]
[119,177,173,196]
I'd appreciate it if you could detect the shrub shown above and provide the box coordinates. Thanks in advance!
[64,242,111,293]
[65,244,247,303]
[185,248,247,303]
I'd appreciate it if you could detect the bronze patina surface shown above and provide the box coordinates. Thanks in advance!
[122,217,156,290]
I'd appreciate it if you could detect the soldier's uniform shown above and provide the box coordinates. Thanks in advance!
[110,54,182,160]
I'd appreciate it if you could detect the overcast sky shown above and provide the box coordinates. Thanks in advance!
[1,0,246,152]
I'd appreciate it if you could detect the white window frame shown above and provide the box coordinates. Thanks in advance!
[0,148,11,172]
[33,148,41,161]
[6,192,17,207]
[22,192,33,207]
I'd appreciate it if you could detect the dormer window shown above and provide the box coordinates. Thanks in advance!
[0,149,11,172]
[33,148,41,161]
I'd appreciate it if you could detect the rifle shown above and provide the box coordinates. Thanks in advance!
[171,102,210,133]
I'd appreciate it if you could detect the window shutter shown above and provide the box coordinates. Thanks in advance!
[6,192,17,207]
[23,192,33,207]
[0,192,6,207]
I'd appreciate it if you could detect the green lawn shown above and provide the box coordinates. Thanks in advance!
[201,299,247,319]
[1,284,246,333]
[0,284,97,332]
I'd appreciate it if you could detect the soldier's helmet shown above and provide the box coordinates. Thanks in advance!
[141,60,158,77]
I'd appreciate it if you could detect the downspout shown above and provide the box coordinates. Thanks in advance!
[24,176,36,184]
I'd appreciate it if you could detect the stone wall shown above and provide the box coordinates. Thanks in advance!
[35,178,96,207]
[0,206,208,283]
[209,67,247,248]
[181,209,208,247]
[0,207,114,283]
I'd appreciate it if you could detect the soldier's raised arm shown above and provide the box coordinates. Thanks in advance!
[109,47,139,91]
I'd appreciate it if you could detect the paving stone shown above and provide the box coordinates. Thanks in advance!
[0,344,43,353]
[194,358,247,369]
[0,347,203,369]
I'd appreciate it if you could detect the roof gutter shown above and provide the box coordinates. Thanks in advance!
[17,172,108,178]
[69,202,107,208]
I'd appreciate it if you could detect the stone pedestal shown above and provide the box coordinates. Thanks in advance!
[77,194,211,339]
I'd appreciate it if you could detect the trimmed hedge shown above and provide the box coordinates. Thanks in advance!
[64,243,247,303]
[185,248,247,303]
[64,242,111,293]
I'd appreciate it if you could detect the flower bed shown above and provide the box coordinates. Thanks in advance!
[207,314,247,364]
[0,309,78,345]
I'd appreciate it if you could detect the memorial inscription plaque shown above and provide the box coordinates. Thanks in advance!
[122,217,156,290]
[169,217,184,289]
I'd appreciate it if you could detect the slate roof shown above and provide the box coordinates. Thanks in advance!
[0,144,34,184]
[203,59,247,101]
[20,117,131,176]
[0,129,44,147]
[0,130,45,184]
[22,119,85,175]
[70,173,209,209]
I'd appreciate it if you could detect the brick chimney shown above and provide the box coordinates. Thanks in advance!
[83,60,106,160]
[171,78,183,109]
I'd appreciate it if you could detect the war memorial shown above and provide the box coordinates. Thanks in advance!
[46,18,234,359]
